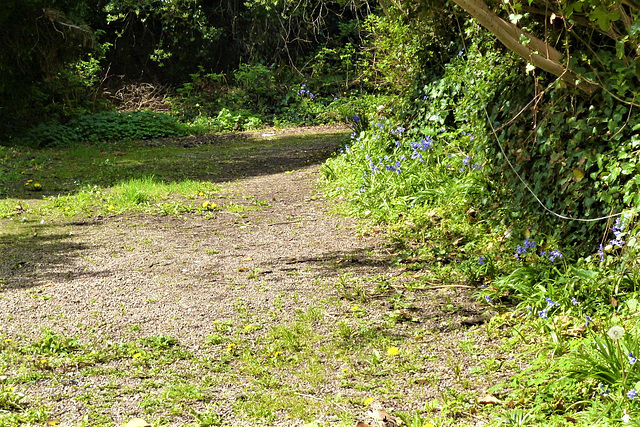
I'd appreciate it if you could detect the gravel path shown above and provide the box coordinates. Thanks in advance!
[0,129,501,426]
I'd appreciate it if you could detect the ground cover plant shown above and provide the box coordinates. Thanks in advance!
[319,48,640,424]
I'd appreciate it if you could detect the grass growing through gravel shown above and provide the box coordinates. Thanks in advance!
[0,132,341,221]
[0,284,505,426]
[0,129,511,425]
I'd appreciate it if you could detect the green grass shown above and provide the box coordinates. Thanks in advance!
[0,131,343,220]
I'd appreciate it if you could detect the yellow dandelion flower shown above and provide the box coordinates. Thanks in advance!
[386,346,400,356]
[364,397,375,406]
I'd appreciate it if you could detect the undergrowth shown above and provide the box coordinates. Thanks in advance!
[320,31,640,425]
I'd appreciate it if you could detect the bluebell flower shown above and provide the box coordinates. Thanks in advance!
[524,238,536,249]
[459,168,465,173]
[458,50,464,56]
[629,352,637,365]
[610,218,626,248]
[598,244,605,262]
[358,187,365,194]
[628,389,637,400]
[538,309,548,319]
[423,95,428,100]
[586,316,593,327]
[484,295,492,303]
[478,256,485,265]
[411,150,423,162]
[545,297,559,307]
[471,164,482,170]
[527,306,532,314]
[549,249,563,262]
[463,156,471,166]
[571,297,579,306]
[352,114,360,123]
[598,383,610,396]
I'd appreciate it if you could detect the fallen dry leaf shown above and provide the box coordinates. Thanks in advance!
[565,324,587,337]
[368,403,399,427]
[123,419,151,427]
[355,422,372,427]
[477,394,502,405]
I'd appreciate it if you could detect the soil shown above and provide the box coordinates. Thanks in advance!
[0,127,504,426]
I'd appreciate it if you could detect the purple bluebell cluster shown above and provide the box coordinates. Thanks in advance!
[545,297,560,307]
[385,160,403,175]
[390,126,405,137]
[460,131,475,141]
[540,249,563,262]
[409,136,433,151]
[297,84,314,99]
[596,217,627,263]
[538,296,560,319]
[598,383,610,396]
[515,238,536,260]
[629,352,637,365]
[611,217,625,249]
[548,249,563,262]
[597,244,605,263]
[478,256,485,265]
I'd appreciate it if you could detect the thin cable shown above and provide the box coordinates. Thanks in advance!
[484,107,636,222]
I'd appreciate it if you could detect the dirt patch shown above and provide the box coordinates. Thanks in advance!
[0,129,505,426]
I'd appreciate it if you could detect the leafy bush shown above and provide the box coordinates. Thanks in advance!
[17,111,188,147]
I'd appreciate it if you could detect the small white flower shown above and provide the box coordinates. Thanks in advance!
[608,326,625,340]
[622,413,631,424]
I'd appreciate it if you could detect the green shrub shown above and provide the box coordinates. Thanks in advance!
[17,111,188,147]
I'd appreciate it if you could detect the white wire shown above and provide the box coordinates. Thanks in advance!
[484,108,637,222]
